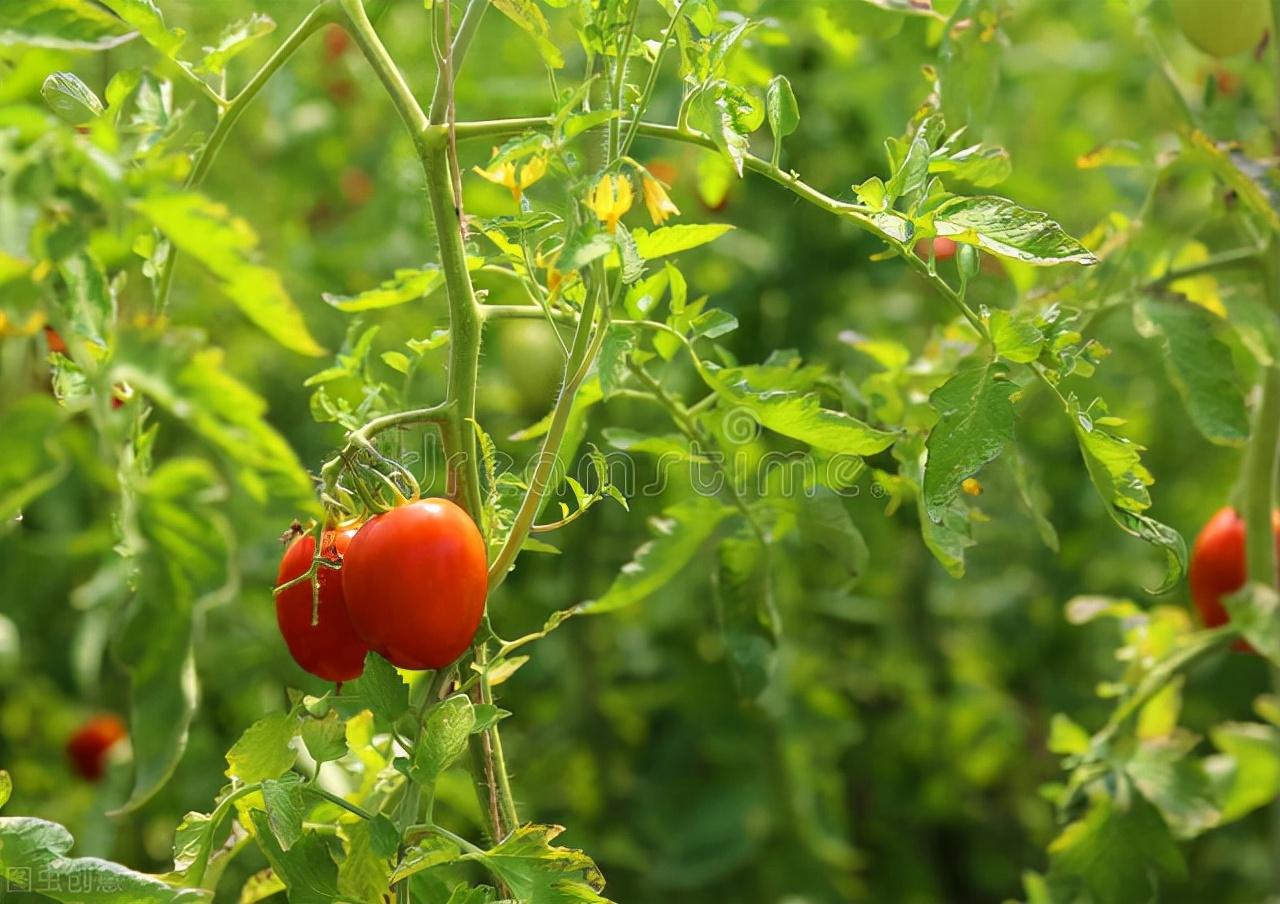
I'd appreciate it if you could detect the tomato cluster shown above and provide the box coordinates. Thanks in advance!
[66,714,127,781]
[1188,506,1280,651]
[275,498,488,679]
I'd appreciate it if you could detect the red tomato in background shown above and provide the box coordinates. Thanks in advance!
[342,498,488,670]
[277,527,369,681]
[1188,506,1280,651]
[44,326,67,354]
[324,24,351,62]
[915,236,958,261]
[340,168,375,207]
[66,714,126,781]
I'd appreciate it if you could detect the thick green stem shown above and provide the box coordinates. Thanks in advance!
[487,277,608,591]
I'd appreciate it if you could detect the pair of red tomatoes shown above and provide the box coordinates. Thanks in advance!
[1189,506,1280,651]
[275,498,488,680]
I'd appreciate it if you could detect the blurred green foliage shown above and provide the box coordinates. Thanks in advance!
[1,0,1279,902]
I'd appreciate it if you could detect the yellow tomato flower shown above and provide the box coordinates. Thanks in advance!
[473,154,548,203]
[536,248,564,297]
[588,174,633,233]
[641,171,680,226]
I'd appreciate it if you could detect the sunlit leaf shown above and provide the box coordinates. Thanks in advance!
[0,0,135,50]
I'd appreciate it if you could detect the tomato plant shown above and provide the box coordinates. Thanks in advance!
[1,0,1279,903]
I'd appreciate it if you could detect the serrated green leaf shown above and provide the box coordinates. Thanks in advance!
[1048,796,1184,903]
[413,694,475,785]
[929,143,1012,188]
[390,835,461,884]
[933,195,1097,265]
[466,824,610,904]
[579,497,733,614]
[99,0,185,56]
[1126,736,1219,839]
[351,652,409,726]
[708,365,897,455]
[1134,296,1248,446]
[631,223,735,259]
[1207,721,1280,824]
[0,0,135,50]
[493,0,564,68]
[198,13,274,74]
[300,712,348,764]
[323,267,445,312]
[136,193,324,356]
[988,309,1044,363]
[247,809,341,904]
[226,712,298,784]
[261,774,305,851]
[1069,397,1186,592]
[337,819,391,903]
[923,361,1017,522]
[1047,713,1090,756]
[894,435,974,577]
[598,323,638,399]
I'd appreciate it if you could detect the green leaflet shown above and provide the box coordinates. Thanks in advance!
[248,809,341,904]
[136,192,324,356]
[225,712,299,784]
[578,497,734,614]
[932,195,1098,265]
[1047,796,1185,903]
[0,0,135,50]
[923,361,1017,523]
[492,0,564,68]
[465,824,611,904]
[1069,396,1186,593]
[1134,296,1248,446]
[322,267,446,312]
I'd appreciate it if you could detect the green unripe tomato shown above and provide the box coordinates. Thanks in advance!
[1170,0,1268,57]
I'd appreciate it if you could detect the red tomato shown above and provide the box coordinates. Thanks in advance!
[44,326,67,354]
[340,168,375,206]
[1188,506,1280,651]
[324,24,351,62]
[341,498,488,670]
[915,236,958,261]
[66,714,126,781]
[276,527,369,681]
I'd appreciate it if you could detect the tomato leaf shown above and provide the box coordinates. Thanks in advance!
[350,652,409,727]
[932,195,1098,265]
[1047,795,1185,903]
[713,527,776,699]
[412,694,475,786]
[41,72,105,124]
[322,267,446,312]
[225,712,298,784]
[579,497,734,614]
[0,0,135,50]
[1068,395,1186,592]
[136,192,324,356]
[1133,296,1248,446]
[464,824,609,903]
[923,360,1017,523]
[98,0,185,57]
[492,0,564,68]
[247,809,341,904]
[197,13,274,75]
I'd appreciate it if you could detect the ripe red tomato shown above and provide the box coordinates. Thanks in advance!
[1189,506,1280,650]
[915,236,958,261]
[66,714,126,781]
[276,527,369,682]
[341,498,488,670]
